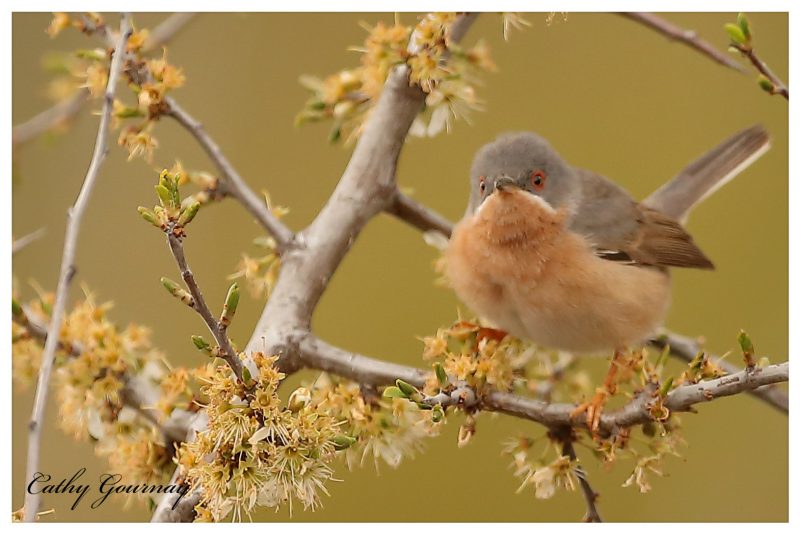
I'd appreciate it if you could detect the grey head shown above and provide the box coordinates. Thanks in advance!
[468,132,579,215]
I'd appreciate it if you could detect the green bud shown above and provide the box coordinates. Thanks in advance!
[757,75,775,93]
[431,404,445,423]
[333,435,357,451]
[219,283,240,328]
[161,277,195,307]
[655,344,671,371]
[137,206,159,227]
[191,334,211,351]
[75,48,107,61]
[328,125,342,144]
[724,23,746,45]
[177,201,200,226]
[395,379,418,397]
[242,366,252,383]
[434,362,448,386]
[659,376,674,398]
[155,184,172,207]
[382,386,407,399]
[737,13,751,40]
[738,330,756,367]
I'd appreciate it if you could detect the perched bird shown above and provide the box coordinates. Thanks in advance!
[445,125,770,432]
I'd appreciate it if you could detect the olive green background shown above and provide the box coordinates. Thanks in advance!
[12,12,788,522]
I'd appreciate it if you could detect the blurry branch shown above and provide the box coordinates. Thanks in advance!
[165,232,244,380]
[11,13,196,148]
[164,99,296,251]
[619,12,745,72]
[12,90,89,147]
[650,331,788,413]
[12,228,47,255]
[13,308,191,444]
[22,16,132,522]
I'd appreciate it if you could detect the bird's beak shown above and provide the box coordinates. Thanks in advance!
[494,176,517,191]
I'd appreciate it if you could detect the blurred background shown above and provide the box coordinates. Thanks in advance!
[12,12,787,522]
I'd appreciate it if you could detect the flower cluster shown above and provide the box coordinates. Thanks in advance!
[11,289,178,502]
[178,355,349,521]
[502,436,577,499]
[307,374,438,470]
[296,13,499,143]
[44,13,186,163]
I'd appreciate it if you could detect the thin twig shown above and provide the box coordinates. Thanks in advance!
[12,12,197,147]
[166,232,244,381]
[650,330,788,413]
[555,428,602,522]
[732,43,789,99]
[619,12,745,72]
[165,99,295,252]
[12,228,47,255]
[22,15,132,522]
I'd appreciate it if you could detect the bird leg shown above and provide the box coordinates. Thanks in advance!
[571,348,626,437]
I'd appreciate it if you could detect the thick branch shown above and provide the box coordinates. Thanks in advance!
[166,232,244,380]
[650,330,788,413]
[22,16,131,522]
[165,99,295,251]
[619,12,745,72]
[12,13,196,147]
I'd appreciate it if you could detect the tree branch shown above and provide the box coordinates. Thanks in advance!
[619,12,745,72]
[650,330,788,413]
[12,228,46,255]
[732,43,789,99]
[12,13,196,148]
[164,99,295,252]
[296,333,788,436]
[22,15,131,521]
[555,428,602,522]
[165,232,244,381]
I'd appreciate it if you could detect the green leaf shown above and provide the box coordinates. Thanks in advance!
[395,379,418,397]
[434,362,448,386]
[757,75,775,93]
[191,335,210,351]
[737,13,751,40]
[333,435,357,450]
[220,283,240,327]
[382,386,407,399]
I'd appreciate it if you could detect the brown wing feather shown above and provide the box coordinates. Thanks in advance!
[625,206,715,269]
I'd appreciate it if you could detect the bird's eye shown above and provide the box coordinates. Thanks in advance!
[530,170,546,190]
[479,177,487,193]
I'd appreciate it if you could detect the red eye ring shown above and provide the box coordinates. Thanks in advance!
[479,176,487,193]
[530,170,546,190]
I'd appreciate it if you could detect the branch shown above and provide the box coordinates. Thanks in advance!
[165,99,295,251]
[12,13,196,148]
[165,232,244,381]
[555,428,602,522]
[296,333,788,436]
[732,43,789,99]
[619,12,745,72]
[650,330,788,413]
[22,15,131,522]
[12,228,47,255]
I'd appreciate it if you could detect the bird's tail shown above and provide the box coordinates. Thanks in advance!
[642,125,771,222]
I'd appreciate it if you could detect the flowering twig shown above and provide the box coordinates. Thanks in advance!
[22,15,131,522]
[650,330,788,413]
[12,13,196,147]
[554,428,602,522]
[619,12,745,72]
[12,309,190,444]
[165,232,244,381]
[732,44,788,99]
[164,99,295,252]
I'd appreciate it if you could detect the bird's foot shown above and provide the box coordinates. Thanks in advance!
[476,326,508,345]
[570,388,609,438]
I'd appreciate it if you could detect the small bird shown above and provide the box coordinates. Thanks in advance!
[445,126,770,432]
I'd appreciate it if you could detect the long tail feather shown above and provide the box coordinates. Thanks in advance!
[643,125,771,222]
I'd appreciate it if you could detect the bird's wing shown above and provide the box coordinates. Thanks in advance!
[570,168,714,269]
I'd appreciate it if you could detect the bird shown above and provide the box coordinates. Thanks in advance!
[445,125,770,434]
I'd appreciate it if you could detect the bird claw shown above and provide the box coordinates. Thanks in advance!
[571,388,609,438]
